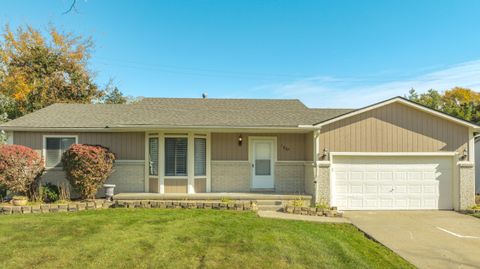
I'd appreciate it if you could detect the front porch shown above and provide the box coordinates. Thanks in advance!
[144,131,318,196]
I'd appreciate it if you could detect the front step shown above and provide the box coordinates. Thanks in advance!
[256,200,284,211]
[255,198,311,211]
[256,200,283,206]
[257,205,284,212]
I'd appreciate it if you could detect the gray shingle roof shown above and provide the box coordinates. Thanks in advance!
[0,98,354,129]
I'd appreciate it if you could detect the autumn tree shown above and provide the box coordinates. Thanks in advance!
[98,80,128,104]
[0,25,104,118]
[407,87,480,124]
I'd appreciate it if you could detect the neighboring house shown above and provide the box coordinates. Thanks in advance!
[476,137,480,194]
[0,96,477,210]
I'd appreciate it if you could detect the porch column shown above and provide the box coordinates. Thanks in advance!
[159,133,165,194]
[187,132,195,193]
[313,130,320,161]
[206,132,212,192]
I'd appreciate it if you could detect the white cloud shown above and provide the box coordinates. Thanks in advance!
[258,60,480,108]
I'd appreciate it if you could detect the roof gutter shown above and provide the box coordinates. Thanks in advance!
[0,125,316,132]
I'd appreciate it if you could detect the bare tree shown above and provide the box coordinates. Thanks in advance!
[63,0,77,14]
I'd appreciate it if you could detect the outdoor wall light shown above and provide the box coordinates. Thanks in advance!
[322,148,329,160]
[462,148,468,160]
[238,135,243,146]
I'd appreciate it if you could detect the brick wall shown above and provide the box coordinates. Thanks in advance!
[274,162,305,193]
[211,161,250,192]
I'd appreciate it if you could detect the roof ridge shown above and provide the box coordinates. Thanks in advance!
[140,97,303,102]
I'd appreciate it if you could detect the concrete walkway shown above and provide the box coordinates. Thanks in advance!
[257,211,350,223]
[345,211,480,269]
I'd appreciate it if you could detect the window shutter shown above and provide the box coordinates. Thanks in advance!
[194,138,206,176]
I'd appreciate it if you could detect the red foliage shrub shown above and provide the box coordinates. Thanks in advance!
[0,145,44,196]
[62,144,115,199]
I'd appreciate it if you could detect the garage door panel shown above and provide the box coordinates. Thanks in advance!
[333,155,453,210]
[335,171,348,180]
[379,184,394,194]
[393,184,407,193]
[394,172,407,180]
[407,171,423,180]
[394,198,408,208]
[350,171,363,180]
[423,184,437,194]
[378,172,394,180]
[349,183,363,194]
[407,184,422,193]
[365,184,378,194]
[349,198,363,208]
[378,197,394,208]
[335,184,348,194]
[364,199,378,208]
[409,198,422,208]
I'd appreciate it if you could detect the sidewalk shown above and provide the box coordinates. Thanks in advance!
[257,211,350,223]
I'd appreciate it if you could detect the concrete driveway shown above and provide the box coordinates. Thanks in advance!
[345,211,480,269]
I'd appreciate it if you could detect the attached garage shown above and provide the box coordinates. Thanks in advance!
[331,154,454,210]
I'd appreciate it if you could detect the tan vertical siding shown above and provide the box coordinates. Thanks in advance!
[304,132,313,161]
[149,178,159,193]
[13,132,145,160]
[319,102,469,154]
[13,132,43,156]
[79,132,144,160]
[211,133,247,160]
[194,178,206,193]
[211,133,308,161]
[164,178,188,193]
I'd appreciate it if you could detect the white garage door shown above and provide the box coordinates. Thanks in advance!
[332,155,453,210]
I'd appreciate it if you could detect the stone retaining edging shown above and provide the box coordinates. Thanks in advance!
[284,205,343,217]
[0,200,257,215]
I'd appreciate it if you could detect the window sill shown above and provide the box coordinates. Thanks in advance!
[164,176,188,179]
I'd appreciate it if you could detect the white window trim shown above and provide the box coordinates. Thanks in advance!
[145,131,211,194]
[6,131,14,145]
[42,135,78,169]
[194,135,207,178]
[147,136,160,178]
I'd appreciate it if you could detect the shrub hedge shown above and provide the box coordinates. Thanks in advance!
[62,144,115,199]
[0,144,44,197]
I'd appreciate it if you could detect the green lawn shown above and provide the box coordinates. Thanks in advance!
[0,209,413,269]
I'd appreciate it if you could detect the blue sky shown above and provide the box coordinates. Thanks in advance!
[1,0,480,108]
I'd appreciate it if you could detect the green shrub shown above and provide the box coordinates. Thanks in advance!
[40,183,60,203]
[221,197,232,204]
[291,197,304,207]
[62,144,115,199]
[0,144,44,198]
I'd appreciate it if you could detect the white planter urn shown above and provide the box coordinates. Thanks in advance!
[103,184,116,201]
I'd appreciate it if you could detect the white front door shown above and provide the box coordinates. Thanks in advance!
[332,155,454,210]
[251,139,275,189]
